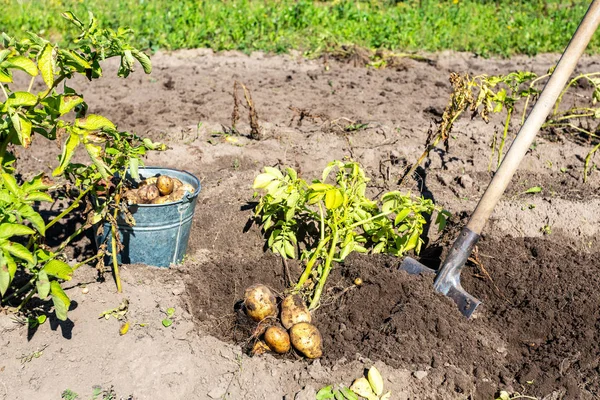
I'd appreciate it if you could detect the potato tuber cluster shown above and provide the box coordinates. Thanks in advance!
[123,175,195,205]
[243,285,322,359]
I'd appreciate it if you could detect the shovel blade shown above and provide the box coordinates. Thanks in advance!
[399,257,481,318]
[445,285,481,318]
[399,256,436,275]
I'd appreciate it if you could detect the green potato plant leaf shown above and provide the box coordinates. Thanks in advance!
[43,260,74,281]
[37,270,51,299]
[38,43,56,88]
[0,223,35,239]
[50,281,71,321]
[3,56,38,76]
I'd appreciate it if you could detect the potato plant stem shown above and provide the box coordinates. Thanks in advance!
[0,84,8,101]
[309,228,339,310]
[111,207,123,293]
[400,109,464,185]
[16,289,36,312]
[0,133,12,169]
[496,108,513,167]
[46,185,94,230]
[57,221,92,252]
[295,236,330,290]
[73,252,104,271]
[0,277,35,304]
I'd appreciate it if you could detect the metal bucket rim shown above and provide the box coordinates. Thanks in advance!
[133,166,201,207]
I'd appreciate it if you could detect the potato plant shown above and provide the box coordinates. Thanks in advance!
[253,160,448,310]
[0,12,162,321]
[403,69,600,183]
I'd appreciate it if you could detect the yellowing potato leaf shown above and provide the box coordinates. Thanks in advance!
[119,321,130,336]
[38,43,55,88]
[324,188,344,210]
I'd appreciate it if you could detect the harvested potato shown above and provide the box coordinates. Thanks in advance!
[139,176,158,186]
[251,340,271,356]
[244,284,277,322]
[137,184,160,203]
[264,326,291,354]
[280,294,311,330]
[156,175,174,196]
[168,188,187,202]
[289,322,322,359]
[180,183,195,194]
[123,189,140,205]
[151,196,172,205]
[172,178,183,190]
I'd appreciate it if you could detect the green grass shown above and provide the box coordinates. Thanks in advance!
[1,0,598,57]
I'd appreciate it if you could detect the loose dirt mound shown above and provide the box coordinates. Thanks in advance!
[187,225,600,399]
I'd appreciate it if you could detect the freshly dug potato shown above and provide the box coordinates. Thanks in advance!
[137,184,160,203]
[280,294,311,330]
[123,189,140,205]
[151,196,172,205]
[139,176,158,186]
[244,284,277,322]
[172,178,183,190]
[168,188,187,202]
[289,322,323,359]
[264,326,291,354]
[251,340,270,356]
[180,183,195,194]
[156,175,174,196]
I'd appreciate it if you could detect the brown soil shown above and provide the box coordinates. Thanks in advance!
[2,49,600,400]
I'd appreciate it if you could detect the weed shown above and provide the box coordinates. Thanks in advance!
[61,389,79,400]
[162,307,175,327]
[99,299,129,321]
[18,344,49,364]
[541,224,552,235]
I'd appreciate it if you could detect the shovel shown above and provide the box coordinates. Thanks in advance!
[400,0,600,318]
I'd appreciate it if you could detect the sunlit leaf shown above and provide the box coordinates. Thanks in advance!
[131,49,152,74]
[6,91,37,107]
[38,43,55,88]
[4,56,38,76]
[524,186,542,194]
[18,204,46,235]
[253,173,276,189]
[50,281,71,321]
[324,188,344,210]
[264,166,284,179]
[0,223,35,239]
[0,67,13,83]
[1,241,34,264]
[394,208,411,225]
[119,321,130,335]
[37,270,50,299]
[59,95,84,115]
[53,131,80,176]
[75,114,115,131]
[0,253,11,296]
[43,259,73,281]
[24,191,53,203]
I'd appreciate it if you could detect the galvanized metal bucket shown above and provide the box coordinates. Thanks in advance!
[96,167,201,268]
